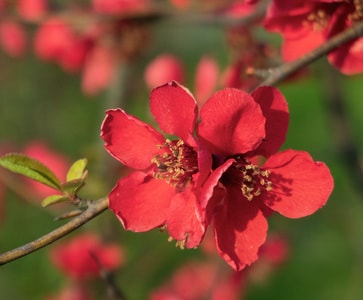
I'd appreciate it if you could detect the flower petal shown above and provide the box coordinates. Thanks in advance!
[282,30,325,62]
[200,158,234,209]
[198,88,266,157]
[194,144,213,191]
[263,149,334,218]
[101,109,165,170]
[150,81,198,147]
[328,38,363,75]
[109,171,175,231]
[167,188,205,248]
[251,86,289,157]
[213,188,268,271]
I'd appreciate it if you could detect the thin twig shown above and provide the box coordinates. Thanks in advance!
[257,20,363,88]
[0,197,109,266]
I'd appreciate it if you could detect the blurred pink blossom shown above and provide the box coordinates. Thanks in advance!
[150,261,244,300]
[0,20,26,57]
[144,54,219,105]
[92,0,150,15]
[45,283,92,300]
[16,0,48,21]
[144,54,185,89]
[33,17,90,72]
[82,45,117,95]
[50,232,124,280]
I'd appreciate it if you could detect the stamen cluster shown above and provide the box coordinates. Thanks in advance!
[305,9,329,31]
[223,156,272,201]
[349,0,363,22]
[152,139,198,190]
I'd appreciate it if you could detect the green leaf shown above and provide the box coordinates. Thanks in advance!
[41,194,69,207]
[0,153,62,190]
[61,179,85,195]
[66,158,88,182]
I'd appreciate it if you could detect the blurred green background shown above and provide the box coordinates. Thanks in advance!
[1,9,363,300]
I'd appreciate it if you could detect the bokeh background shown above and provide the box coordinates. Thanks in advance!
[1,1,363,299]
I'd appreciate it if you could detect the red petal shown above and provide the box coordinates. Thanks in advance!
[167,188,205,248]
[198,88,266,157]
[109,172,175,232]
[282,30,325,62]
[101,109,165,170]
[200,158,234,209]
[328,38,363,75]
[195,145,213,190]
[214,188,268,271]
[150,81,198,147]
[251,86,289,157]
[263,149,334,218]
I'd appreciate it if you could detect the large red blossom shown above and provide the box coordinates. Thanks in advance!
[197,86,334,271]
[101,82,333,268]
[264,0,363,74]
[101,81,209,248]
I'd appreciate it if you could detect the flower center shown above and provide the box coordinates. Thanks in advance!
[304,9,329,31]
[349,0,363,22]
[223,155,272,201]
[151,139,198,191]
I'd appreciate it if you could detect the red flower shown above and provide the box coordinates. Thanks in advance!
[16,0,48,21]
[101,81,209,248]
[197,86,334,271]
[92,0,150,15]
[50,233,123,280]
[33,17,90,72]
[45,283,92,300]
[0,20,26,57]
[150,261,244,300]
[144,54,218,106]
[144,54,185,89]
[264,0,363,74]
[81,44,118,95]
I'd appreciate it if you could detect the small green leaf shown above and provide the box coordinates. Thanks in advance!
[66,158,88,182]
[62,179,85,195]
[41,194,69,207]
[0,153,62,190]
